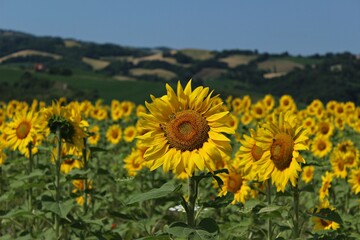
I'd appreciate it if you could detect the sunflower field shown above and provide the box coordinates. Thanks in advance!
[0,80,360,240]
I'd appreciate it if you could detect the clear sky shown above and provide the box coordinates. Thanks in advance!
[1,1,359,56]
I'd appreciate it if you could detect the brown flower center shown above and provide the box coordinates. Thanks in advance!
[251,144,263,161]
[165,110,209,151]
[227,173,243,193]
[16,121,31,139]
[270,133,294,170]
[317,141,326,151]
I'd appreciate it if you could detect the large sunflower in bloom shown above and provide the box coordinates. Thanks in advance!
[138,80,234,177]
[5,109,44,154]
[256,112,309,192]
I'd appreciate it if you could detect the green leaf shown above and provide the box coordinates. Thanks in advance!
[135,235,170,240]
[300,184,315,193]
[203,192,233,208]
[125,182,181,205]
[42,199,74,221]
[308,208,343,225]
[89,146,108,152]
[167,222,194,238]
[18,169,46,181]
[0,209,32,219]
[257,205,281,214]
[66,168,91,179]
[197,218,219,234]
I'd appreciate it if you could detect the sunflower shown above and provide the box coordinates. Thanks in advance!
[250,101,267,120]
[106,125,122,144]
[312,206,340,231]
[242,95,252,111]
[90,106,108,121]
[137,80,234,177]
[241,113,253,126]
[121,101,135,118]
[124,143,147,176]
[111,107,123,121]
[79,100,94,118]
[326,100,337,113]
[123,125,137,143]
[72,179,92,205]
[42,101,87,150]
[278,95,296,112]
[311,136,332,158]
[348,168,360,194]
[316,120,334,138]
[262,94,275,113]
[255,111,309,192]
[0,145,6,165]
[231,98,242,113]
[88,125,101,145]
[301,166,314,184]
[236,128,264,180]
[302,117,316,135]
[5,109,43,154]
[344,101,355,114]
[334,102,346,118]
[319,171,333,202]
[50,143,82,173]
[216,164,251,204]
[136,104,147,117]
[330,151,347,179]
[227,113,239,132]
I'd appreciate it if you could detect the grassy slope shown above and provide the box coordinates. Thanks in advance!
[0,65,166,104]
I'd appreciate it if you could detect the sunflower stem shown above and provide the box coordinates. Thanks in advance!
[187,175,198,228]
[293,183,300,238]
[82,137,89,214]
[27,142,34,234]
[266,179,272,240]
[27,142,33,211]
[55,127,62,239]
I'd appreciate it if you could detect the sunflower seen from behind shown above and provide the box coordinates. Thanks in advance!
[42,101,87,150]
[138,80,234,177]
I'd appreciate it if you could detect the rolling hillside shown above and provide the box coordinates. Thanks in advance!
[0,29,359,104]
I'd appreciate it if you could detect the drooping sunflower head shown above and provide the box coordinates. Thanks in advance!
[138,80,234,177]
[43,101,87,149]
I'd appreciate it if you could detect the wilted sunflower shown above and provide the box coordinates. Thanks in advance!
[5,109,43,153]
[43,101,87,150]
[138,80,234,177]
[256,111,308,192]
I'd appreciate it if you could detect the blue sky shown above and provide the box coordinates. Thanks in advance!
[1,1,359,55]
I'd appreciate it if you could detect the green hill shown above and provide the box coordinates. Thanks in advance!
[0,29,359,105]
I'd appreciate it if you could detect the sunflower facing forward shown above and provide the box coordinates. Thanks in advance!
[137,80,234,177]
[256,111,309,192]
